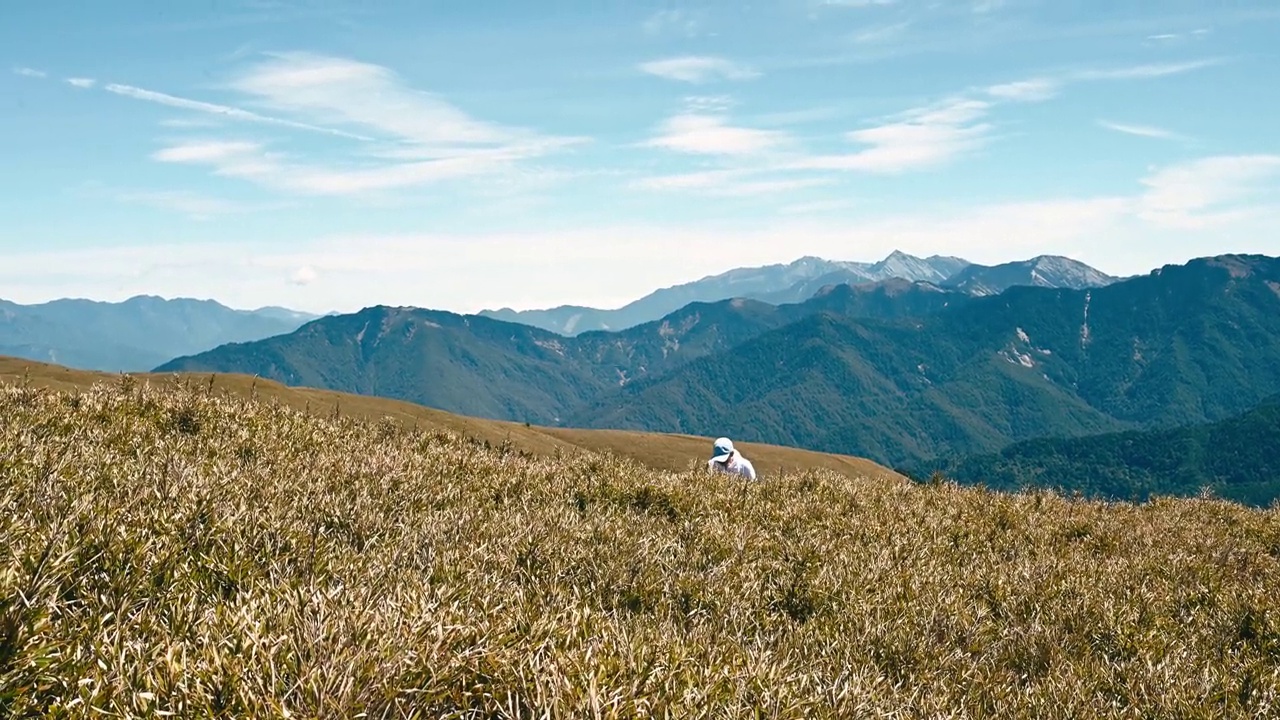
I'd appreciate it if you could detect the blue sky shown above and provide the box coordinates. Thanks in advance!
[3,0,1279,314]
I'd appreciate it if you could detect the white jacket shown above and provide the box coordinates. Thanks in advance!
[707,453,757,480]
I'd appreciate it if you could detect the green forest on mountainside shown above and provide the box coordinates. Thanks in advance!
[910,395,1280,507]
[156,281,965,425]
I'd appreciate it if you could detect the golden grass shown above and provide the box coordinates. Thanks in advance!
[0,356,899,483]
[2,378,1279,717]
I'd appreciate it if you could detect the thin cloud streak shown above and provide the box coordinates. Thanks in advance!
[642,9,702,37]
[1073,58,1226,80]
[115,189,292,220]
[986,78,1059,102]
[1097,120,1187,141]
[640,56,761,83]
[850,22,911,44]
[632,168,831,197]
[821,0,899,6]
[103,83,373,140]
[150,136,580,196]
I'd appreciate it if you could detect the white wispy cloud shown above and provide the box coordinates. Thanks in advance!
[12,156,1280,314]
[752,106,845,127]
[683,95,737,114]
[1145,28,1211,43]
[822,0,899,7]
[642,9,702,37]
[228,52,526,148]
[115,189,288,220]
[779,199,856,215]
[152,137,554,196]
[786,98,992,173]
[633,168,830,197]
[1074,58,1224,80]
[129,52,586,197]
[1097,120,1187,141]
[986,78,1059,102]
[636,49,1207,190]
[1136,154,1280,230]
[151,140,263,163]
[984,59,1210,106]
[971,0,1007,13]
[635,92,999,193]
[65,77,96,88]
[13,66,47,78]
[639,80,1015,190]
[643,114,788,156]
[159,117,223,129]
[640,56,760,83]
[290,265,318,286]
[851,21,911,44]
[103,82,372,140]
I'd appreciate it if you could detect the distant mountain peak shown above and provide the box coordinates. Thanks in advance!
[941,255,1116,296]
[1203,253,1271,278]
[476,251,1116,336]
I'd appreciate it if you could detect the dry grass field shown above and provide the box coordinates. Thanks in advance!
[0,356,898,482]
[2,376,1279,717]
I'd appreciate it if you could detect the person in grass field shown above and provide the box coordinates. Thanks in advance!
[707,437,757,480]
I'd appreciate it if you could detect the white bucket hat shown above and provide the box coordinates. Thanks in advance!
[711,437,735,463]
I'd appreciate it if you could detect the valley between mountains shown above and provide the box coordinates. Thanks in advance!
[155,253,1280,502]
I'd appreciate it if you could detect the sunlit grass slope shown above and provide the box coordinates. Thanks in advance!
[0,355,897,481]
[2,379,1279,717]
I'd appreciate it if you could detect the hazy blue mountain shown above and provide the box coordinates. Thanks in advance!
[0,295,319,372]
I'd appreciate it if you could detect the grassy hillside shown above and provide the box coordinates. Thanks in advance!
[3,382,1279,717]
[574,254,1280,466]
[0,356,896,481]
[913,394,1280,507]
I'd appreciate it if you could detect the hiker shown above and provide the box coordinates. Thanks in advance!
[707,437,757,480]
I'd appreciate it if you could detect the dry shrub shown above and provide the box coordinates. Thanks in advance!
[1,381,1278,718]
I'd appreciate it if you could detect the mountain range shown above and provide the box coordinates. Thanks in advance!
[480,251,1116,335]
[573,255,1280,465]
[157,278,964,425]
[0,295,320,372]
[156,254,1280,472]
